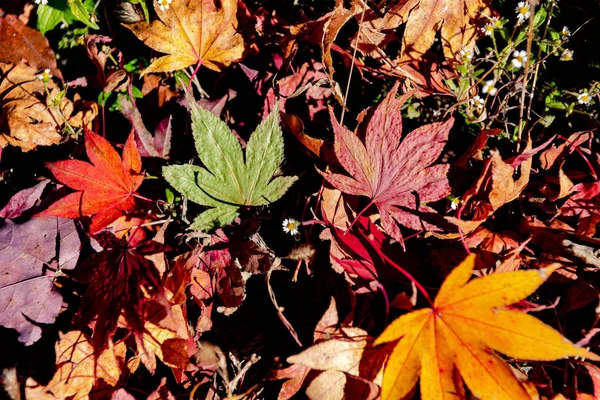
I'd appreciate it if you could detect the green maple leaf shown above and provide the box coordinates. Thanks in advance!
[162,89,297,231]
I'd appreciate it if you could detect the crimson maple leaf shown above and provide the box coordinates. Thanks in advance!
[321,85,453,243]
[74,232,171,353]
[37,128,143,233]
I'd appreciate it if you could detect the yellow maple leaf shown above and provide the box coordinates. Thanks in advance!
[125,0,247,75]
[375,254,600,400]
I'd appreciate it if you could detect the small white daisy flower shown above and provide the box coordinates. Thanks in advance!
[157,0,172,11]
[482,79,498,96]
[481,23,494,36]
[450,198,460,211]
[460,48,474,62]
[470,95,484,110]
[35,0,48,4]
[37,69,52,82]
[511,50,528,69]
[560,26,571,40]
[560,49,574,61]
[516,1,531,23]
[282,218,300,235]
[577,91,591,105]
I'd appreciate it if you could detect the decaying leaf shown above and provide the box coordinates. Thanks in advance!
[0,62,97,151]
[447,140,534,235]
[37,128,143,233]
[0,179,49,219]
[375,254,599,400]
[25,331,125,399]
[321,83,452,243]
[0,217,80,345]
[163,87,297,231]
[354,0,494,65]
[125,0,247,75]
[0,13,62,79]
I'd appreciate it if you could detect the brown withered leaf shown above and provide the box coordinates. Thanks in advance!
[134,304,190,374]
[25,331,125,399]
[0,13,62,79]
[540,131,591,170]
[354,0,493,66]
[0,62,97,151]
[447,141,533,235]
[125,0,247,75]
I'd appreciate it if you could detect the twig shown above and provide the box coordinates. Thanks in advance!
[266,260,303,346]
[340,7,366,125]
[517,0,538,149]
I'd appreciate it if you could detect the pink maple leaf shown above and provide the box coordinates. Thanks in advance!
[320,84,453,243]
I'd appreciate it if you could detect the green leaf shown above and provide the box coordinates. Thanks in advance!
[37,5,65,34]
[68,0,99,30]
[162,87,297,231]
[190,206,240,231]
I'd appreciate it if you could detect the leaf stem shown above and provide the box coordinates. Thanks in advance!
[361,231,433,307]
[346,199,374,234]
[133,193,153,202]
[188,59,203,92]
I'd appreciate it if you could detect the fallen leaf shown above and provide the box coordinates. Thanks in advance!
[73,232,171,353]
[111,389,136,400]
[37,128,143,233]
[264,61,333,120]
[25,331,125,399]
[447,140,534,235]
[375,254,599,400]
[135,303,190,373]
[355,0,493,65]
[306,370,346,400]
[148,377,176,400]
[125,0,247,75]
[0,217,80,345]
[0,13,62,79]
[560,182,600,236]
[0,179,49,219]
[83,34,129,92]
[540,132,591,170]
[0,62,97,151]
[320,83,452,243]
[162,87,297,231]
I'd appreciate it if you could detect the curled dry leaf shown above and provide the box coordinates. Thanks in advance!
[353,0,494,66]
[125,0,247,75]
[447,140,534,235]
[0,62,97,151]
[0,13,62,79]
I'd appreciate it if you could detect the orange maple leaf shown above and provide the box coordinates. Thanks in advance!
[37,128,143,233]
[125,0,247,75]
[375,254,600,400]
[25,331,125,399]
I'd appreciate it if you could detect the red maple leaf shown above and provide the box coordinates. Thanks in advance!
[74,232,171,353]
[320,84,453,243]
[37,128,143,233]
